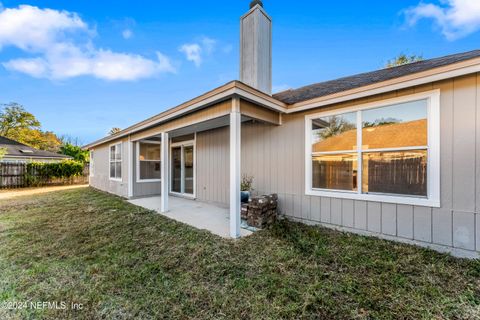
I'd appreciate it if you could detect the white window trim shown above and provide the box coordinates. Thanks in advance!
[109,142,123,182]
[304,89,440,207]
[136,140,162,183]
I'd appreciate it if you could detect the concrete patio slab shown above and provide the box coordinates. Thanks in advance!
[128,196,252,238]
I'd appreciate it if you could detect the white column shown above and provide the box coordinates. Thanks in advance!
[127,136,133,198]
[229,98,241,238]
[161,132,169,212]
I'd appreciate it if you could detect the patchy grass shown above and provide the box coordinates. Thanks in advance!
[0,188,479,319]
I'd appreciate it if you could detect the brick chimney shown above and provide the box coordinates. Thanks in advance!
[240,1,272,95]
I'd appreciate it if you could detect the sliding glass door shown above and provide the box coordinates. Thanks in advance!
[171,147,182,193]
[184,145,194,194]
[170,141,195,197]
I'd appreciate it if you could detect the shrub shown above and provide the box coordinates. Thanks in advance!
[25,160,85,186]
[241,174,254,191]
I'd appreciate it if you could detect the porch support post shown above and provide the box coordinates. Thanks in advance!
[229,97,241,238]
[127,135,133,198]
[161,132,169,213]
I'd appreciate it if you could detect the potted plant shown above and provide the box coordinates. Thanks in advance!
[240,175,254,203]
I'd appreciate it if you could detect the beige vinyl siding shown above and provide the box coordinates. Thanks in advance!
[131,100,232,141]
[241,74,480,256]
[89,139,129,198]
[196,127,229,206]
[240,100,281,124]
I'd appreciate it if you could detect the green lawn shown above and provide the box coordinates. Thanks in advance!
[0,188,479,319]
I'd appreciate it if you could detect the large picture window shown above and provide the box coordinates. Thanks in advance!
[305,91,440,207]
[137,141,161,182]
[109,143,122,180]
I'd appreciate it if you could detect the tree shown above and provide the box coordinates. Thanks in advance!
[109,127,121,135]
[60,143,89,163]
[363,117,400,128]
[0,103,62,152]
[0,103,40,136]
[318,116,356,140]
[0,147,6,160]
[386,54,423,68]
[59,134,83,147]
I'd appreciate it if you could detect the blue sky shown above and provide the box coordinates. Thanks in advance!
[0,0,479,144]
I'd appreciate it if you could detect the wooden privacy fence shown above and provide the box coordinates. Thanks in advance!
[367,157,427,196]
[312,156,426,195]
[312,160,357,190]
[0,162,89,189]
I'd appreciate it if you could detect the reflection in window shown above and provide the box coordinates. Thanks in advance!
[310,99,429,197]
[312,154,357,191]
[362,150,427,196]
[312,112,357,152]
[362,100,427,150]
[138,142,161,180]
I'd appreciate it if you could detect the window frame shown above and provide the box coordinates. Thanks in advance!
[304,90,440,207]
[109,142,123,182]
[136,140,162,183]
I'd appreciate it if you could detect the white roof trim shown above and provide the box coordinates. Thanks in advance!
[285,63,480,113]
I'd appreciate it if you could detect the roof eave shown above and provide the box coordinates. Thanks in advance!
[83,81,287,149]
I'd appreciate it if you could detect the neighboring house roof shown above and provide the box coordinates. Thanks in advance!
[0,136,71,159]
[274,50,480,105]
[312,119,427,152]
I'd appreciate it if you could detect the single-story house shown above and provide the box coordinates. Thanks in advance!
[0,136,71,163]
[85,1,480,258]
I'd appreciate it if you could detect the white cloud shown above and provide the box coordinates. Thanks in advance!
[179,43,202,67]
[4,49,176,80]
[0,4,175,80]
[405,0,480,40]
[179,36,217,67]
[0,4,89,51]
[3,57,47,77]
[122,29,132,39]
[201,36,216,54]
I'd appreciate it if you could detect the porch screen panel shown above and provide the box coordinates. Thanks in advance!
[138,142,161,180]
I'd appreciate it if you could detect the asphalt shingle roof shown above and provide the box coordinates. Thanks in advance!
[273,50,480,105]
[0,136,71,159]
